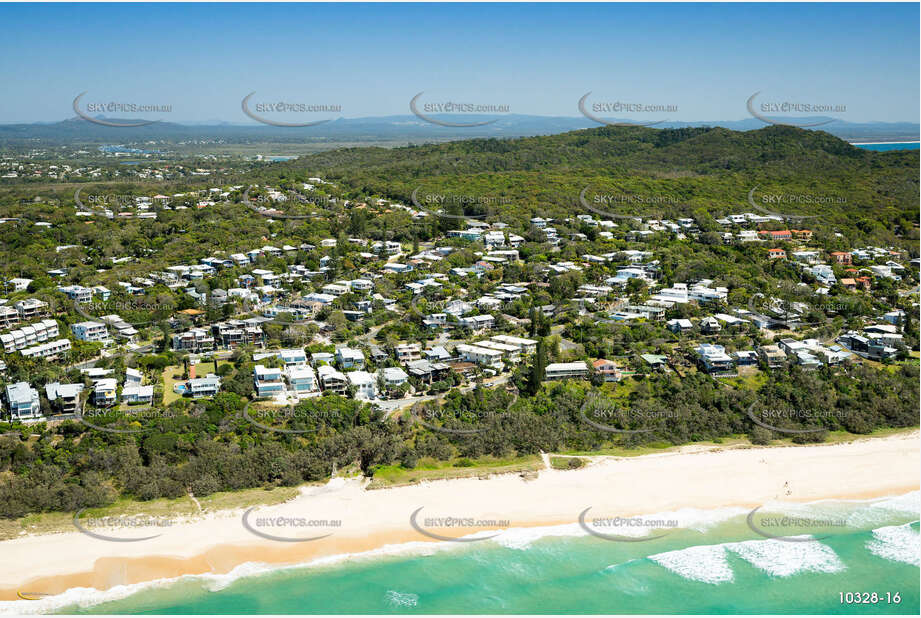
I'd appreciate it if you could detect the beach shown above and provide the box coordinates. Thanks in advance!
[1,431,918,605]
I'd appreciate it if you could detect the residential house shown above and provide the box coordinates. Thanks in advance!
[695,344,735,375]
[544,361,589,380]
[92,378,118,407]
[666,318,694,334]
[71,321,110,342]
[347,371,377,400]
[188,374,221,398]
[395,343,422,364]
[458,314,495,332]
[379,367,409,390]
[758,344,787,368]
[317,365,347,395]
[44,382,83,414]
[5,382,42,420]
[592,359,621,382]
[286,365,316,394]
[172,328,215,352]
[336,347,365,370]
[254,365,286,398]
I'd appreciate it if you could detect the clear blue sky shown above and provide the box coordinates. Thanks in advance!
[0,2,917,123]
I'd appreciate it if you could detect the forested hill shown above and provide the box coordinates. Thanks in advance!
[289,125,914,178]
[268,125,918,242]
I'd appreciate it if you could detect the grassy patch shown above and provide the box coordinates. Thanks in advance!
[160,365,186,405]
[550,456,585,470]
[368,454,543,488]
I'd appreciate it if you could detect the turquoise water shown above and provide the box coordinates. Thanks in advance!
[22,495,921,614]
[853,142,919,151]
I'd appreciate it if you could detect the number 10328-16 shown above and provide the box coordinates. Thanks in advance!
[839,592,900,604]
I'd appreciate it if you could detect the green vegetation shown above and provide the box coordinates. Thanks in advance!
[0,124,918,521]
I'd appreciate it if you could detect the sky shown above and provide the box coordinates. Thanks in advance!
[0,2,918,124]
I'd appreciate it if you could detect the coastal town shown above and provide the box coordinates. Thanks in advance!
[1,178,917,425]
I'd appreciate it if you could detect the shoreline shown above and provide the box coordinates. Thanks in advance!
[0,431,918,607]
[850,140,920,145]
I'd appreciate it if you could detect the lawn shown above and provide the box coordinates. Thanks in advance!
[160,360,233,405]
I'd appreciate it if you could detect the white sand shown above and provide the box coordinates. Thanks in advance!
[0,431,917,599]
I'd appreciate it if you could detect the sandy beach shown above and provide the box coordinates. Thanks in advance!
[1,431,918,602]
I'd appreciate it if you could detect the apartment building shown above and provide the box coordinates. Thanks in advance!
[14,298,48,320]
[172,328,215,352]
[0,305,20,328]
[1,319,59,353]
[71,321,110,342]
[213,321,265,348]
[455,344,504,368]
[21,338,71,360]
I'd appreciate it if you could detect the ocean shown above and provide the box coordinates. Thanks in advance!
[852,142,920,152]
[4,493,918,615]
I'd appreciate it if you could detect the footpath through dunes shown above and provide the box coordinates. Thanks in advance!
[0,429,916,604]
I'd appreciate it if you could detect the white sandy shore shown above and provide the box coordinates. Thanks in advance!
[0,431,918,600]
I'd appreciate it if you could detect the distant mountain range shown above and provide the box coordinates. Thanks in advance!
[0,114,917,144]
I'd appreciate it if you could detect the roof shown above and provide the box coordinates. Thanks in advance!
[381,367,409,380]
[6,382,36,403]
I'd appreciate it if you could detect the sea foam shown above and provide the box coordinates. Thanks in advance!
[866,523,920,567]
[725,538,845,578]
[649,544,734,584]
